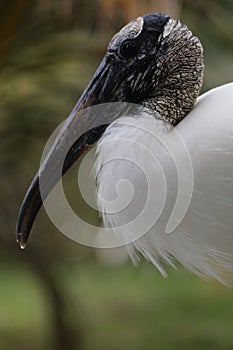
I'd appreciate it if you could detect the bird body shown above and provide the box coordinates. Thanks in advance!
[16,13,233,283]
[95,83,233,283]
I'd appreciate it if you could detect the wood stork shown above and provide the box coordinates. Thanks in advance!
[17,14,233,284]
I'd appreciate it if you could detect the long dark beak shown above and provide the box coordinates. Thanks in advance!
[16,55,127,249]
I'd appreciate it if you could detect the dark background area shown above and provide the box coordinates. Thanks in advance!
[0,1,233,349]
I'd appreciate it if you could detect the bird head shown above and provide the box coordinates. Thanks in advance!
[98,14,169,103]
[16,13,204,248]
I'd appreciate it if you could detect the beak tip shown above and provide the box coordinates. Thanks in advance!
[16,232,28,250]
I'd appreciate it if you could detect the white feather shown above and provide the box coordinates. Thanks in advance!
[95,83,233,283]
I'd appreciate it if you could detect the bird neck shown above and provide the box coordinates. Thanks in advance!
[142,19,204,126]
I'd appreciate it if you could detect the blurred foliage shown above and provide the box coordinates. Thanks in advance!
[1,262,233,350]
[0,0,233,349]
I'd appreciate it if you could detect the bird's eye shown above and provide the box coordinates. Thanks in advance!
[120,40,137,59]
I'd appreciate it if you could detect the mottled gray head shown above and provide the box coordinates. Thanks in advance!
[17,13,204,247]
[106,13,204,124]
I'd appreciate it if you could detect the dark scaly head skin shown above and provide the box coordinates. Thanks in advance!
[105,13,204,124]
[142,17,204,125]
[16,14,204,247]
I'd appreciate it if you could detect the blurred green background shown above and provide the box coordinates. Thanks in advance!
[0,0,233,349]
